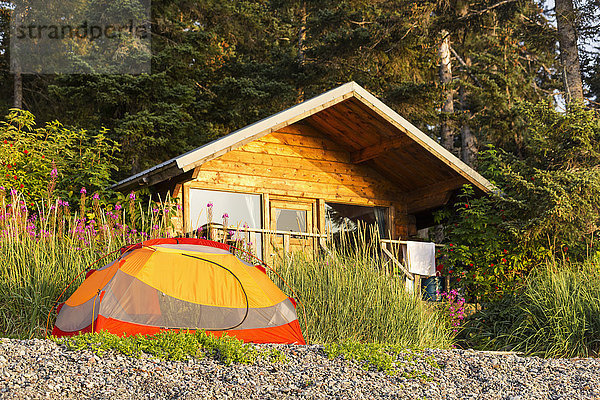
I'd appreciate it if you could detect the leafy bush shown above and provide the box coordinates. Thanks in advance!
[0,109,119,202]
[438,101,600,301]
[324,341,438,377]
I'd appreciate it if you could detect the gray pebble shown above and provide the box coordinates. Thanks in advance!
[0,339,599,399]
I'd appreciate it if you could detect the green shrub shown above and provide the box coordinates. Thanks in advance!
[0,109,119,202]
[438,101,600,301]
[324,341,439,377]
[509,258,600,358]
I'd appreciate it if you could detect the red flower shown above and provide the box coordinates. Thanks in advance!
[465,204,469,208]
[457,278,461,282]
[469,263,473,267]
[41,155,45,159]
[503,249,508,254]
[13,176,17,180]
[6,165,10,169]
[448,270,453,274]
[9,143,12,147]
[23,150,28,155]
[449,243,453,247]
[19,184,23,188]
[490,263,494,267]
[2,140,6,144]
[502,258,507,263]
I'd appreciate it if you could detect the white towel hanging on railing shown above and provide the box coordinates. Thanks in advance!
[402,241,436,276]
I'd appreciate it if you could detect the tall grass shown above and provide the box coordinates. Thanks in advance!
[1,196,455,348]
[508,257,600,358]
[0,192,175,338]
[273,229,455,348]
[462,256,600,358]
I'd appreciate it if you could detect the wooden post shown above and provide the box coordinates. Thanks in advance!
[262,193,270,263]
[183,184,190,234]
[283,233,290,254]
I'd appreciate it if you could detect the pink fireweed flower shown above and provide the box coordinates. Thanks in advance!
[152,208,159,213]
[115,204,122,211]
[80,187,87,195]
[129,191,136,200]
[92,193,100,200]
[207,202,213,208]
[50,168,58,178]
[222,213,229,219]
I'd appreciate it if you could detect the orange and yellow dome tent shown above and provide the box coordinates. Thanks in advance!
[52,238,306,345]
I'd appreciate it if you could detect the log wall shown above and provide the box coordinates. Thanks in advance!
[180,123,414,239]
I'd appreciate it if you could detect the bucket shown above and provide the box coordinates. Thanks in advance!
[422,276,445,301]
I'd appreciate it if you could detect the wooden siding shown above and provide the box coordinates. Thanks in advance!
[191,124,406,208]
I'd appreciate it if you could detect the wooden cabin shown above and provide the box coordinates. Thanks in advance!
[113,82,493,263]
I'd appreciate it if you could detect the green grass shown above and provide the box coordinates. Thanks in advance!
[272,230,455,349]
[323,341,439,377]
[53,330,284,365]
[461,255,600,358]
[0,194,174,338]
[0,231,119,338]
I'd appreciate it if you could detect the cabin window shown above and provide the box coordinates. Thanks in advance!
[325,202,388,239]
[188,189,262,254]
[275,208,307,232]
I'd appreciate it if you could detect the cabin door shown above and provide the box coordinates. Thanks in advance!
[269,199,315,260]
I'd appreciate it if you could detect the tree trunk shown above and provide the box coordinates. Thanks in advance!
[555,0,584,103]
[460,83,477,166]
[13,70,22,109]
[296,1,307,102]
[439,30,455,153]
[12,5,23,109]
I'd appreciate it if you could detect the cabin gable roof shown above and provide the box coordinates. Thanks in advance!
[113,82,494,199]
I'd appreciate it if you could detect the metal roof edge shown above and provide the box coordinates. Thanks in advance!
[110,159,181,191]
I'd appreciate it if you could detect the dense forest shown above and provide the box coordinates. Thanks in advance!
[0,0,598,177]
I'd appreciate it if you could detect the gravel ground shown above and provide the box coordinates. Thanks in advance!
[1,338,599,399]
